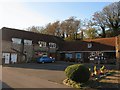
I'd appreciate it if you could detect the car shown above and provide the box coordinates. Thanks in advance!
[37,56,55,63]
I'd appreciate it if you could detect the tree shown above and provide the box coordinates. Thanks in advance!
[60,16,81,40]
[26,26,45,33]
[82,19,98,39]
[43,21,61,36]
[103,2,120,36]
[84,28,98,39]
[93,1,120,37]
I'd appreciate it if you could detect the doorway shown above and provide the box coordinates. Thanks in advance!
[3,53,10,64]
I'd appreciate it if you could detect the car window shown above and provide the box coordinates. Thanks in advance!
[42,57,47,59]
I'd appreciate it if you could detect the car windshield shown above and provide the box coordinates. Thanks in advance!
[42,57,48,59]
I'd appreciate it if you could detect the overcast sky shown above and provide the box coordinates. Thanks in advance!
[0,0,117,30]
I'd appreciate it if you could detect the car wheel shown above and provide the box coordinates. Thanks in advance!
[42,61,44,64]
[52,61,54,63]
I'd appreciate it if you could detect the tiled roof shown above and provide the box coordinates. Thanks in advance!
[60,37,116,51]
[2,27,116,52]
[2,27,64,45]
[84,37,115,47]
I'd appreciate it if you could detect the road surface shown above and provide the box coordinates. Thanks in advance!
[2,63,71,88]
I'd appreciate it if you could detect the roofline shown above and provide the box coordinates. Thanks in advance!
[1,27,63,39]
[59,50,116,53]
[84,37,116,42]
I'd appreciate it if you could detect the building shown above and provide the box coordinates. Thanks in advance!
[59,37,116,64]
[1,27,117,64]
[2,27,63,64]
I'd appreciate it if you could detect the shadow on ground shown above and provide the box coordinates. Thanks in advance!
[86,71,120,90]
[2,82,13,89]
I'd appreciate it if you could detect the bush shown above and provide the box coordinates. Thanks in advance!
[65,64,91,83]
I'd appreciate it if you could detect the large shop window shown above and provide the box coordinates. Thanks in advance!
[12,38,21,44]
[24,40,32,45]
[65,53,72,59]
[76,53,81,59]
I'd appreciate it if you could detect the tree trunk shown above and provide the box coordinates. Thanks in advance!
[101,26,106,38]
[81,30,83,40]
[62,33,65,38]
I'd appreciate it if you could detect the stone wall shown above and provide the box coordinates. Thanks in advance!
[2,40,34,63]
[24,45,33,62]
[11,43,21,52]
[2,41,15,52]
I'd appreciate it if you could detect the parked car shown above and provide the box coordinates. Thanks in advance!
[37,56,55,63]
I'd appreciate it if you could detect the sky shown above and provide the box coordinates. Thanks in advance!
[0,0,116,30]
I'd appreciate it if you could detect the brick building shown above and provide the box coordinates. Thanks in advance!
[1,27,117,64]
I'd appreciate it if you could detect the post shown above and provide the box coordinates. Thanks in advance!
[116,36,120,70]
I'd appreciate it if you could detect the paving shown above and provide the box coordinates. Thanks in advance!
[2,62,71,88]
[2,61,120,89]
[98,70,120,89]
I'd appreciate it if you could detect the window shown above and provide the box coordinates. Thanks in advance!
[76,53,81,59]
[49,43,56,48]
[24,40,32,45]
[12,38,21,44]
[65,53,72,59]
[38,41,46,47]
[88,43,92,48]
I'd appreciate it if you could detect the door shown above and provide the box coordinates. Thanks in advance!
[11,53,17,63]
[60,53,65,61]
[3,53,10,64]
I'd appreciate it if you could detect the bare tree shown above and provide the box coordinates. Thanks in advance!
[60,16,81,40]
[93,1,120,37]
[93,12,106,38]
[26,26,45,34]
[43,21,60,36]
[103,2,120,36]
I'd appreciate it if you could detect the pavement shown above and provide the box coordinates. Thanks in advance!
[2,62,71,88]
[2,61,120,89]
[98,70,120,89]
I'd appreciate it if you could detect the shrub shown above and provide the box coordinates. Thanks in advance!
[65,64,91,83]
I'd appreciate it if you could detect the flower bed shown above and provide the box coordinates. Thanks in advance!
[63,65,115,89]
[90,65,113,81]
